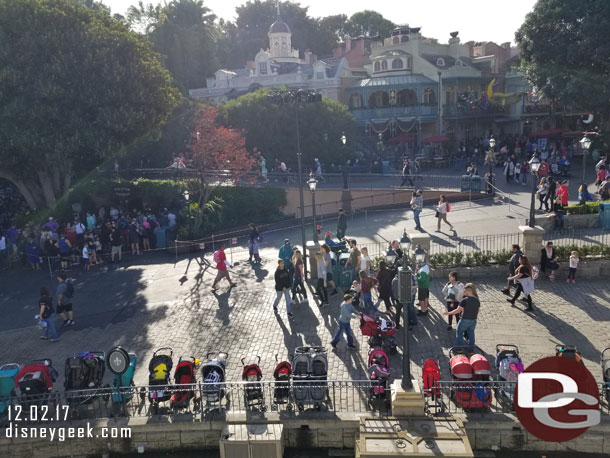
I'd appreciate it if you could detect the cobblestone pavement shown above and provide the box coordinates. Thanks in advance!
[0,244,608,389]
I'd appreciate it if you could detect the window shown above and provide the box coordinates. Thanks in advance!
[436,57,445,67]
[317,72,325,80]
[455,59,464,67]
[274,41,279,48]
[393,36,400,44]
[350,93,363,108]
[401,35,409,43]
[258,62,267,75]
[392,59,404,70]
[406,57,412,69]
[381,60,388,71]
[374,61,381,72]
[423,88,436,105]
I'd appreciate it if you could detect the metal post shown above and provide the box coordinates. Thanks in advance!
[312,190,318,243]
[529,173,537,228]
[296,104,308,278]
[582,149,587,186]
[47,256,53,279]
[397,264,413,389]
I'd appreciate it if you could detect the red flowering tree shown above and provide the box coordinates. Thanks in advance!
[187,106,258,233]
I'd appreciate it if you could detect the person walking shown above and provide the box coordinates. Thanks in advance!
[501,244,522,296]
[567,250,579,284]
[360,246,371,276]
[56,273,75,327]
[400,159,414,187]
[336,208,347,240]
[540,241,559,282]
[272,260,293,317]
[330,294,359,349]
[442,271,464,330]
[129,219,141,255]
[248,223,260,263]
[537,177,549,211]
[410,190,423,231]
[38,287,59,342]
[544,177,557,213]
[556,180,569,207]
[321,244,339,296]
[110,223,122,263]
[376,261,395,313]
[211,243,237,290]
[359,271,379,316]
[278,239,294,282]
[25,237,41,270]
[416,260,430,315]
[507,256,535,311]
[291,249,308,303]
[435,195,454,232]
[444,283,480,347]
[345,239,361,284]
[315,253,329,307]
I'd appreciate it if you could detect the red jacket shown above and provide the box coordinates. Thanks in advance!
[556,184,569,206]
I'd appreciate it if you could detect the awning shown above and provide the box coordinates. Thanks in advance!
[422,136,451,144]
[528,128,564,138]
[387,135,415,144]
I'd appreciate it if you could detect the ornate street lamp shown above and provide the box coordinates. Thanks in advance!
[528,156,541,228]
[341,133,347,145]
[486,136,496,195]
[308,176,319,243]
[579,135,592,186]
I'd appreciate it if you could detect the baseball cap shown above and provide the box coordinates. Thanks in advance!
[284,238,290,245]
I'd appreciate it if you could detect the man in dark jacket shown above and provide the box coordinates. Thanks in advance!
[336,208,347,240]
[501,244,522,295]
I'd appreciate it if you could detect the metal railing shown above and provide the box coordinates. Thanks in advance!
[0,380,390,423]
[543,228,610,248]
[428,232,523,256]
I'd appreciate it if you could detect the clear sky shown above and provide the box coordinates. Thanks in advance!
[103,0,537,44]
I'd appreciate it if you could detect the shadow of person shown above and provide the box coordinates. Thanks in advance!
[213,288,235,326]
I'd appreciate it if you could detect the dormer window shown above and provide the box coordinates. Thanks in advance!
[392,59,403,70]
[393,36,400,44]
[436,58,445,67]
[374,61,381,72]
[455,59,464,67]
[381,60,388,71]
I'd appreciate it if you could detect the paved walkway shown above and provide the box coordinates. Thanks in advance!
[1,243,608,389]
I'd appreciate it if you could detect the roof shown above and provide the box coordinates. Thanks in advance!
[269,17,291,34]
[375,49,410,59]
[421,54,473,70]
[352,74,436,88]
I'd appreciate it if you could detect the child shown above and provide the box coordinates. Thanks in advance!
[514,162,521,183]
[567,251,579,284]
[330,294,359,349]
[82,244,90,271]
[347,280,361,308]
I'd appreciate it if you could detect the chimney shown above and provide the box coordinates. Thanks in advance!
[346,38,352,53]
[449,31,461,58]
[501,42,511,50]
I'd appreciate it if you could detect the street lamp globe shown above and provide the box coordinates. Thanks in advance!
[385,244,397,265]
[183,190,190,202]
[400,229,411,253]
[307,177,318,192]
[489,137,496,149]
[413,244,426,264]
[528,156,541,174]
[579,135,592,151]
[341,133,347,145]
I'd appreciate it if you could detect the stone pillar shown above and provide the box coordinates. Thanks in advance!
[391,379,425,416]
[306,241,319,280]
[409,232,431,258]
[519,225,544,262]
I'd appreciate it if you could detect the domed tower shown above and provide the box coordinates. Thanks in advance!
[268,2,292,58]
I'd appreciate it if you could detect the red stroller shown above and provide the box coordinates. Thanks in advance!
[272,355,292,410]
[241,356,265,411]
[171,357,199,411]
[367,348,390,406]
[15,359,58,407]
[360,313,397,353]
[449,347,492,411]
[422,359,442,414]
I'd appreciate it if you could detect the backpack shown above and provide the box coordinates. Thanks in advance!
[446,203,451,212]
[64,281,75,299]
[213,250,221,264]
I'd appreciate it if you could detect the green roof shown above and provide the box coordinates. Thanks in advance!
[353,74,436,88]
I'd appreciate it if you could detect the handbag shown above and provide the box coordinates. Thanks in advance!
[435,211,440,218]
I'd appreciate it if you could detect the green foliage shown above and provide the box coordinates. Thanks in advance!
[516,0,610,113]
[369,255,386,274]
[492,249,513,266]
[0,0,180,209]
[347,10,395,39]
[217,88,358,167]
[564,202,599,214]
[429,250,511,268]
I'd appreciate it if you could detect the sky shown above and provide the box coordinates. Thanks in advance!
[103,0,538,44]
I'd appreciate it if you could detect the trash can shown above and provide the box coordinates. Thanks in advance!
[460,175,471,192]
[335,252,352,288]
[470,176,482,193]
[154,227,167,249]
[600,202,610,229]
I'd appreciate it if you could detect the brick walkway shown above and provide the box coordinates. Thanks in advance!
[1,245,608,389]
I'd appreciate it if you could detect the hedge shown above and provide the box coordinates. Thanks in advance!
[564,202,600,214]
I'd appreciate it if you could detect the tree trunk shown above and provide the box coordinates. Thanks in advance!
[52,169,61,197]
[0,169,44,210]
[63,172,72,195]
[37,170,57,208]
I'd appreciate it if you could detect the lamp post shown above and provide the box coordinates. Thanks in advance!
[308,176,318,243]
[528,155,541,228]
[269,89,323,277]
[487,136,496,195]
[579,135,592,186]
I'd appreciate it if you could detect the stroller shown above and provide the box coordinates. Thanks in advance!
[449,347,492,411]
[201,351,228,412]
[495,344,524,404]
[272,355,292,410]
[107,348,137,405]
[367,348,391,407]
[64,352,106,405]
[0,363,19,415]
[171,357,199,411]
[422,359,442,414]
[556,344,584,364]
[241,356,265,411]
[602,348,610,403]
[360,313,397,353]
[292,346,328,411]
[148,347,173,413]
[15,359,58,407]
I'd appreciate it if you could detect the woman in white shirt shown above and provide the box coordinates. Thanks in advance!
[360,246,371,275]
[537,177,549,211]
[435,195,455,232]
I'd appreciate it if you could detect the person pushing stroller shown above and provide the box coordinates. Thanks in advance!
[330,294,359,349]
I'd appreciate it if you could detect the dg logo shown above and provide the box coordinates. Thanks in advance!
[514,356,600,442]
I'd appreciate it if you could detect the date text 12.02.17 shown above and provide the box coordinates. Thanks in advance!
[8,405,69,422]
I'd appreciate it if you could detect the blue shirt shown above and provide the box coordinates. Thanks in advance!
[338,301,359,323]
[279,245,293,266]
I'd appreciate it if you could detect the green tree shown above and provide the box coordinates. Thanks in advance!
[128,0,219,91]
[0,0,180,210]
[516,0,610,116]
[217,89,358,169]
[347,10,395,39]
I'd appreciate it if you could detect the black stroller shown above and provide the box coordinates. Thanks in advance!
[272,355,292,411]
[64,351,107,406]
[494,344,524,405]
[148,347,173,414]
[241,356,265,411]
[602,348,610,403]
[292,346,328,411]
[201,351,228,412]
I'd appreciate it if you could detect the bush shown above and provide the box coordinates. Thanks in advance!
[565,202,599,214]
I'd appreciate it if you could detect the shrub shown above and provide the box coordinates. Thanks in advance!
[565,202,599,214]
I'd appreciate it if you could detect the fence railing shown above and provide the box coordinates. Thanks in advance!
[428,232,523,255]
[0,380,390,424]
[542,228,610,248]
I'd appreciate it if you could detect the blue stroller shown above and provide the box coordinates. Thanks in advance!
[0,363,19,415]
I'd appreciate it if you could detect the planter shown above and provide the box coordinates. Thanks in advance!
[538,213,600,230]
